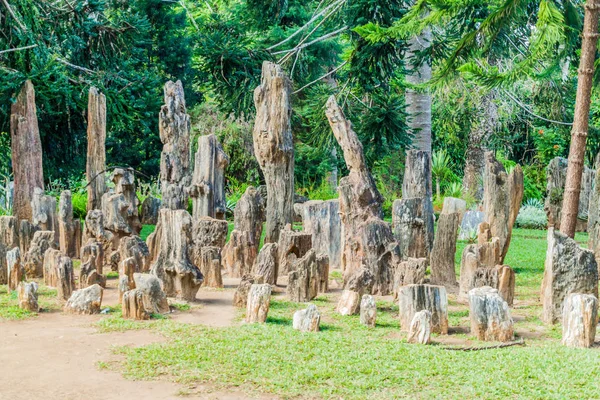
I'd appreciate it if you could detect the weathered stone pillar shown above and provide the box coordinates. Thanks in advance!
[287,249,319,302]
[134,273,170,314]
[562,293,598,348]
[80,242,105,289]
[17,281,38,311]
[86,87,107,211]
[359,294,377,327]
[407,310,432,344]
[150,209,203,301]
[190,134,229,220]
[398,284,448,334]
[246,283,271,323]
[430,211,460,288]
[23,231,56,278]
[7,247,23,291]
[325,95,396,295]
[159,80,191,210]
[392,257,427,299]
[10,80,44,222]
[469,286,514,342]
[277,225,312,276]
[252,242,278,285]
[31,187,58,244]
[295,199,341,270]
[58,191,76,258]
[122,289,150,320]
[252,62,294,243]
[336,268,374,316]
[141,196,161,225]
[542,228,598,324]
[198,246,223,288]
[112,168,141,235]
[19,220,37,255]
[43,248,74,300]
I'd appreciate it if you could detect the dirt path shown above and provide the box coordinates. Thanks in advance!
[0,278,275,400]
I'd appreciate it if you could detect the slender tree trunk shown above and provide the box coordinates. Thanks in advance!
[560,0,600,238]
[436,178,440,200]
[405,28,432,153]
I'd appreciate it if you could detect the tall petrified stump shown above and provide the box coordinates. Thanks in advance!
[159,80,191,210]
[190,134,229,220]
[287,249,320,302]
[430,206,460,288]
[150,209,203,301]
[469,286,514,342]
[325,95,396,295]
[0,216,19,284]
[31,187,58,244]
[86,87,107,211]
[23,230,56,278]
[393,150,434,259]
[246,283,272,323]
[11,80,44,222]
[58,190,81,258]
[542,228,598,324]
[252,62,294,243]
[277,225,312,276]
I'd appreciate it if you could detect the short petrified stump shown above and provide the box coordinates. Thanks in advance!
[562,293,598,348]
[287,249,319,302]
[293,304,320,332]
[336,268,374,316]
[359,294,377,327]
[246,283,271,323]
[122,289,150,320]
[198,246,223,288]
[7,247,23,291]
[233,275,261,308]
[393,258,427,299]
[64,284,103,314]
[17,282,38,312]
[398,284,448,334]
[252,243,278,285]
[469,286,513,342]
[134,273,170,314]
[407,310,432,344]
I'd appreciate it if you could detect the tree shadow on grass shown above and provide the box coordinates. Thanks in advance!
[267,316,292,326]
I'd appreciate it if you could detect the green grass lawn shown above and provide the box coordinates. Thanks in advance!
[89,227,600,399]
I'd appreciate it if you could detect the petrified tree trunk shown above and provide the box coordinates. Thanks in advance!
[483,152,509,258]
[31,187,58,244]
[561,0,600,238]
[159,80,191,210]
[117,235,150,273]
[17,281,38,312]
[19,220,37,255]
[496,265,515,306]
[198,246,223,288]
[326,95,396,294]
[562,293,598,348]
[392,257,427,299]
[587,164,600,269]
[190,134,229,220]
[253,62,294,243]
[64,284,103,314]
[7,247,23,291]
[401,149,434,252]
[295,199,341,270]
[0,216,19,249]
[502,165,524,262]
[278,225,312,276]
[222,230,255,278]
[83,210,114,269]
[43,248,74,300]
[252,242,278,285]
[23,231,56,278]
[359,294,377,327]
[393,198,431,261]
[141,196,161,225]
[101,193,132,243]
[542,228,598,324]
[112,168,141,235]
[80,242,105,289]
[246,283,272,323]
[11,80,44,222]
[287,249,319,302]
[58,191,76,258]
[407,310,432,344]
[469,286,514,342]
[122,289,150,320]
[233,275,262,308]
[133,273,170,314]
[293,304,321,332]
[233,186,265,244]
[336,268,374,316]
[86,87,107,211]
[398,284,448,334]
[430,212,460,288]
[458,236,501,301]
[150,209,203,301]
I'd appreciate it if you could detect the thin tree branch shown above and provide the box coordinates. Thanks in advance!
[273,26,348,56]
[56,57,96,74]
[501,89,573,126]
[0,44,37,55]
[442,337,525,351]
[266,0,345,51]
[179,0,200,32]
[1,0,26,32]
[293,60,348,94]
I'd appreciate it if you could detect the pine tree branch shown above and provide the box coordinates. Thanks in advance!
[1,0,27,32]
[0,44,37,55]
[501,89,573,126]
[273,26,348,57]
[56,58,96,74]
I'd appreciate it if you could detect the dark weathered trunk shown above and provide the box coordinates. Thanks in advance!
[252,62,294,243]
[86,87,107,212]
[560,0,600,238]
[10,80,44,221]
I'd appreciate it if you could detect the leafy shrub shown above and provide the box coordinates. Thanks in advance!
[72,192,88,220]
[515,205,547,229]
